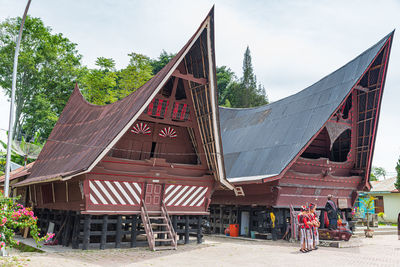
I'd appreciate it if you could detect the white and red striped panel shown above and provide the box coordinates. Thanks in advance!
[89,180,143,206]
[164,185,208,207]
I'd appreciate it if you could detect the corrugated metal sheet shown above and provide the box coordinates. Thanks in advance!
[0,161,34,182]
[17,10,215,186]
[370,177,398,193]
[220,31,394,181]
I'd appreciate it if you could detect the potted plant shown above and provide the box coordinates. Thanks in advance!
[360,196,377,238]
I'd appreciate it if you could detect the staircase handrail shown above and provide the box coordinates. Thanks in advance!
[162,200,177,247]
[141,202,155,249]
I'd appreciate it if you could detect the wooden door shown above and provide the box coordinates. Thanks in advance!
[145,183,162,210]
[374,196,384,213]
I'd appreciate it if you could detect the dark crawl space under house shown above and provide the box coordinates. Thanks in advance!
[12,8,394,247]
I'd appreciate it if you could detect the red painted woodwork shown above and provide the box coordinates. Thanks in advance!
[28,176,85,211]
[145,183,162,209]
[20,19,227,218]
[301,128,331,159]
[81,155,215,214]
[92,58,216,215]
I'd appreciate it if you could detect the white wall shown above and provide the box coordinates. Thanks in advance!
[383,193,400,223]
[370,192,400,223]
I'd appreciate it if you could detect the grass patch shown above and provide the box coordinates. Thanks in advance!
[14,242,44,253]
[378,222,397,227]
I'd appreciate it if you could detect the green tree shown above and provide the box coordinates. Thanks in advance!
[369,172,377,182]
[118,53,153,99]
[242,47,257,97]
[150,50,175,75]
[79,53,154,104]
[22,93,59,139]
[216,66,235,106]
[395,157,400,191]
[371,166,387,180]
[79,57,118,105]
[0,16,82,139]
[225,46,268,108]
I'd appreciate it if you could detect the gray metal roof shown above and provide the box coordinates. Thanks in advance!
[219,32,393,182]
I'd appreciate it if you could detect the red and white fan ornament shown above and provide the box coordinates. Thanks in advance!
[131,122,151,135]
[159,127,177,138]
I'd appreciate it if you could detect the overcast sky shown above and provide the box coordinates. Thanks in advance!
[0,0,399,176]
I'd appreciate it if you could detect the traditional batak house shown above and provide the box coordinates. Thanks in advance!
[0,162,34,201]
[14,8,233,250]
[209,31,394,238]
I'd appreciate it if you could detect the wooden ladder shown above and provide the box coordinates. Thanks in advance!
[141,202,177,251]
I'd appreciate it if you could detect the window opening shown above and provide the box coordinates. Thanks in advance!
[342,96,352,120]
[150,142,157,158]
[160,77,174,97]
[330,129,351,162]
[175,78,187,100]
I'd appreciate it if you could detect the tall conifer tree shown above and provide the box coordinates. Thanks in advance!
[226,46,268,108]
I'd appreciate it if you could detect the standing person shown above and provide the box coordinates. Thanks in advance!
[325,195,338,230]
[304,207,314,251]
[297,206,307,253]
[310,203,320,249]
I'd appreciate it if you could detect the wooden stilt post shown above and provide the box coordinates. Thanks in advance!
[172,215,177,232]
[100,215,108,250]
[62,211,72,247]
[131,215,137,248]
[45,209,51,233]
[219,206,223,234]
[71,213,80,249]
[115,215,122,248]
[82,214,91,250]
[185,215,190,244]
[229,206,233,224]
[197,216,202,244]
[249,208,254,238]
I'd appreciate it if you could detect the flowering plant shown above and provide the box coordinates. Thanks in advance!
[0,190,53,249]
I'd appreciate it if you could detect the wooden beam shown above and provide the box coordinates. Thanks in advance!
[29,185,32,204]
[71,214,80,249]
[197,216,202,244]
[66,181,69,203]
[164,75,180,119]
[354,85,369,93]
[185,215,190,244]
[131,215,137,248]
[34,185,37,204]
[172,69,207,85]
[82,214,91,250]
[61,211,71,247]
[172,215,177,233]
[219,206,223,234]
[100,215,108,250]
[115,215,122,248]
[52,182,55,203]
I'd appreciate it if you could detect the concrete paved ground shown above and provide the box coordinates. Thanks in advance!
[2,234,400,267]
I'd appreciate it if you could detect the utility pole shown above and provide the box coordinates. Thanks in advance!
[3,0,32,198]
[2,1,32,257]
